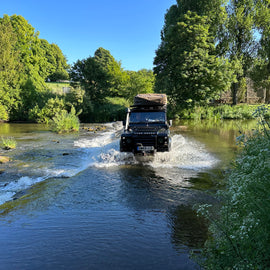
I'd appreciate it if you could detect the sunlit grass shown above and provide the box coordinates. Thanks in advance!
[1,137,17,150]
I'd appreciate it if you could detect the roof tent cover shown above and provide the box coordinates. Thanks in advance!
[133,94,167,106]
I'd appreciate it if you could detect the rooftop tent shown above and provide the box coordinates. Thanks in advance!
[133,94,167,107]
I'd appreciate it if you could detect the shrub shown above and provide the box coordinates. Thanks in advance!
[1,137,17,150]
[0,104,9,121]
[49,106,80,133]
[196,106,270,269]
[175,104,270,120]
[29,97,66,124]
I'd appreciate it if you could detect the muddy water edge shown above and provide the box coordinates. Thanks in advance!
[0,120,256,270]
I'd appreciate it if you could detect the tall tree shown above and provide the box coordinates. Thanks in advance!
[223,0,258,104]
[70,47,128,101]
[0,15,22,120]
[154,2,233,109]
[0,14,70,120]
[47,42,69,81]
[250,0,270,103]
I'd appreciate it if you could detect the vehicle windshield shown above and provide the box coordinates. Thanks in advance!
[129,112,166,123]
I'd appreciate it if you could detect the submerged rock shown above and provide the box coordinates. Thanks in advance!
[0,156,10,164]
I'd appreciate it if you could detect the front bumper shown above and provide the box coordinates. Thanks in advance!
[120,134,171,154]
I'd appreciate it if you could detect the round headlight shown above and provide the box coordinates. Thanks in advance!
[157,128,166,134]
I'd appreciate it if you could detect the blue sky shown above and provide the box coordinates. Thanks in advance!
[1,0,176,71]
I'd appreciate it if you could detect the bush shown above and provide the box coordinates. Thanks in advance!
[196,106,270,269]
[49,106,80,133]
[1,137,17,150]
[174,104,270,120]
[0,104,9,121]
[29,97,66,124]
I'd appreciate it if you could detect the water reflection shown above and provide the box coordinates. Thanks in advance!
[0,120,257,269]
[169,205,208,251]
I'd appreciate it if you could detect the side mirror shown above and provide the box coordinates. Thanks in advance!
[169,120,173,127]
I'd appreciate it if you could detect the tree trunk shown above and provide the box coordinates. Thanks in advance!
[266,89,270,104]
[232,82,238,105]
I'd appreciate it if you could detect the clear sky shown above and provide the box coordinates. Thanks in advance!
[1,0,176,71]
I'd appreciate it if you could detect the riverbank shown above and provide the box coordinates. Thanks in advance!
[197,109,270,269]
[171,104,270,120]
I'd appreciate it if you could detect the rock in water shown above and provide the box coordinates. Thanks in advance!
[0,156,10,164]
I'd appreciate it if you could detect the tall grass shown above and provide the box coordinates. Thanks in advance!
[1,137,17,150]
[49,107,80,133]
[174,104,270,120]
[196,106,270,269]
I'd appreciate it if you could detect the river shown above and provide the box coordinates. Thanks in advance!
[0,120,256,269]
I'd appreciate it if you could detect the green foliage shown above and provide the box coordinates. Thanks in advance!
[175,104,270,120]
[154,9,234,109]
[69,48,155,122]
[49,106,80,133]
[1,136,17,150]
[0,103,9,121]
[125,69,155,102]
[70,47,128,102]
[44,42,69,81]
[0,16,22,120]
[0,14,69,121]
[84,97,127,123]
[156,0,270,107]
[250,1,270,104]
[196,106,270,269]
[29,97,66,124]
[224,0,258,104]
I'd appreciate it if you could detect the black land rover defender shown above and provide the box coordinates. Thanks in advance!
[120,94,172,156]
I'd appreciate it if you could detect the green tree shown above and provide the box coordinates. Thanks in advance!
[46,42,69,81]
[222,0,258,104]
[70,47,128,101]
[0,15,22,120]
[125,69,155,102]
[250,0,270,103]
[0,14,70,121]
[154,10,234,109]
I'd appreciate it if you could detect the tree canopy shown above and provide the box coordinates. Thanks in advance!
[154,0,270,107]
[69,47,155,102]
[0,14,69,120]
[154,3,234,109]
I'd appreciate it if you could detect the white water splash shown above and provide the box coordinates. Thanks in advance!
[74,132,218,170]
[0,122,219,205]
[150,135,218,170]
[0,176,46,205]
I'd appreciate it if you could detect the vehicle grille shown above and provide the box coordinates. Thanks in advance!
[133,127,157,135]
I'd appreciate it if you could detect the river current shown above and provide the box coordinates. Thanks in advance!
[0,121,246,269]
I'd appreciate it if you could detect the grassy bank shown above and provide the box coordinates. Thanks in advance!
[196,107,270,269]
[45,82,71,95]
[172,104,270,120]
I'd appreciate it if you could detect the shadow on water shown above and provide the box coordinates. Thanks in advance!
[116,165,214,253]
[117,166,218,210]
[169,205,209,251]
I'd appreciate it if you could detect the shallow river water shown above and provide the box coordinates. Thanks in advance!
[0,120,256,269]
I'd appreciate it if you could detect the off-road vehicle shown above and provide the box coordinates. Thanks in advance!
[120,94,172,156]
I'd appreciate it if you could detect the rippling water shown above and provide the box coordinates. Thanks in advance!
[0,121,246,269]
